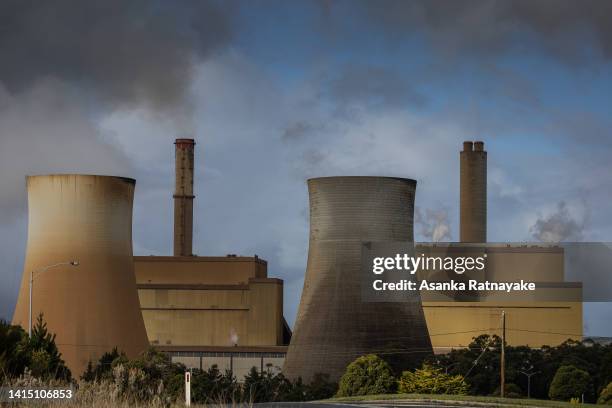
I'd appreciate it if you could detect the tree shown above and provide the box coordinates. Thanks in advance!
[305,373,337,400]
[336,354,396,397]
[492,383,523,398]
[549,365,592,401]
[81,347,124,381]
[436,334,502,396]
[26,314,71,380]
[191,365,239,403]
[430,334,612,401]
[600,352,612,392]
[598,382,612,405]
[398,364,469,395]
[0,320,29,377]
[111,347,186,403]
[243,366,281,402]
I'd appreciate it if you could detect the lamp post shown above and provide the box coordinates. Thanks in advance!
[29,261,79,337]
[519,366,540,399]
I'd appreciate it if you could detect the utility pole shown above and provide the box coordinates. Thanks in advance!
[501,310,506,398]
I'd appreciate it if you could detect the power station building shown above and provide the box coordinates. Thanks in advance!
[419,141,582,353]
[133,139,291,379]
[12,138,582,379]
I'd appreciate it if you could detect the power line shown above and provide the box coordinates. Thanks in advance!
[506,328,583,337]
[463,313,504,379]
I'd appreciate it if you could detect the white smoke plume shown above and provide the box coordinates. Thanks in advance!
[530,201,586,242]
[415,207,452,242]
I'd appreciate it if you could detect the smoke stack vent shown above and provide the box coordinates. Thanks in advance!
[174,138,195,256]
[460,140,487,243]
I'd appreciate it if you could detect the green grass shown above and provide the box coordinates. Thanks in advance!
[327,393,599,407]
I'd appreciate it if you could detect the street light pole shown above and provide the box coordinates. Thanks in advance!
[28,261,79,337]
[519,369,539,399]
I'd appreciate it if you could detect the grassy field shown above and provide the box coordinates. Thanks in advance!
[328,393,599,407]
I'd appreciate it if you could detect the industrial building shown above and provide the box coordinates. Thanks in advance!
[419,243,582,353]
[419,141,582,353]
[284,141,582,380]
[11,141,291,379]
[134,255,291,377]
[133,139,291,379]
[11,138,582,379]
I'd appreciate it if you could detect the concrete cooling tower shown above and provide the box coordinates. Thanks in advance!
[283,176,433,382]
[12,175,149,376]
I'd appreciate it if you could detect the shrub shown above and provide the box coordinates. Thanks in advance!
[0,320,29,377]
[336,354,396,397]
[191,365,240,403]
[242,366,281,402]
[0,314,71,381]
[549,365,591,401]
[81,347,124,381]
[101,347,186,404]
[305,372,337,400]
[598,382,612,405]
[398,364,469,395]
[28,314,71,380]
[492,383,523,398]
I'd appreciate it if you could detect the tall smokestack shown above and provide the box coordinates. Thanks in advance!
[174,138,195,256]
[460,141,487,243]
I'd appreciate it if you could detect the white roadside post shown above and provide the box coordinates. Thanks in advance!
[185,371,191,406]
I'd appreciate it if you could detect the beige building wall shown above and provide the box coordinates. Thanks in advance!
[416,244,582,351]
[134,256,286,348]
[423,301,582,352]
[135,256,267,285]
[247,279,284,346]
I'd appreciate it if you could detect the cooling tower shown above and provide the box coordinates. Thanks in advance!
[12,175,149,376]
[283,176,433,382]
[173,138,195,256]
[460,141,487,243]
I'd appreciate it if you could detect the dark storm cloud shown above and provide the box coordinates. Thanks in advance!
[0,0,235,321]
[355,0,612,61]
[0,80,132,220]
[282,121,318,142]
[0,0,233,110]
[328,65,426,110]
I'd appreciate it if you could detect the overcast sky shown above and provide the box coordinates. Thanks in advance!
[1,0,611,336]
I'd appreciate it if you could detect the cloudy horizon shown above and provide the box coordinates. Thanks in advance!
[1,0,611,336]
